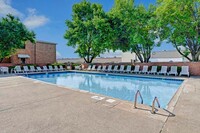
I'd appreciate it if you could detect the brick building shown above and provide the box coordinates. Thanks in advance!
[2,41,56,65]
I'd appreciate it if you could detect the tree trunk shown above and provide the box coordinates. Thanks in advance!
[135,52,144,63]
[174,43,192,62]
[84,56,95,63]
[191,52,199,62]
[142,45,151,63]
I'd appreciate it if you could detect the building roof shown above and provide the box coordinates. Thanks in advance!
[151,50,183,58]
[36,40,57,45]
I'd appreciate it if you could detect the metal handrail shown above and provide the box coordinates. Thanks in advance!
[151,97,161,114]
[134,90,143,108]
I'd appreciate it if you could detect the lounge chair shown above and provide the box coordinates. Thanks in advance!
[97,65,102,71]
[148,66,157,75]
[116,65,124,73]
[157,66,168,75]
[48,66,54,71]
[30,66,36,72]
[87,65,92,71]
[54,66,59,71]
[75,66,81,70]
[0,67,9,74]
[132,65,140,73]
[14,66,23,73]
[179,66,189,77]
[124,65,131,73]
[168,66,178,76]
[43,66,49,71]
[140,66,148,74]
[67,66,71,70]
[91,65,96,71]
[59,65,65,71]
[100,66,107,72]
[36,67,42,72]
[23,66,30,73]
[111,65,118,73]
[105,65,112,72]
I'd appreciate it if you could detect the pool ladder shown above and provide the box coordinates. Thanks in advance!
[134,90,143,108]
[134,90,161,114]
[151,97,160,114]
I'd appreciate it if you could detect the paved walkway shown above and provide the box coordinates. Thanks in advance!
[162,77,200,133]
[0,76,199,133]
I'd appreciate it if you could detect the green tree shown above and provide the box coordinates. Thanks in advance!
[64,0,112,63]
[156,0,200,62]
[109,0,159,63]
[0,14,36,62]
[130,5,160,63]
[108,0,134,52]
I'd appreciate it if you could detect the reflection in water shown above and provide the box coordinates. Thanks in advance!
[28,73,182,108]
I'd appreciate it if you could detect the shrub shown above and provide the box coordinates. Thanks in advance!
[177,66,181,74]
[157,66,161,72]
[51,62,65,66]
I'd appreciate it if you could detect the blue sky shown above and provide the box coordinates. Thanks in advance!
[0,0,174,58]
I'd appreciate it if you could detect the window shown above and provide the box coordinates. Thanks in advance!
[21,58,26,64]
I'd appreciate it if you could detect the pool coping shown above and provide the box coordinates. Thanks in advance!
[18,70,187,114]
[19,70,186,81]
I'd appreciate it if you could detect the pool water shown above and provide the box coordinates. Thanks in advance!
[26,72,183,108]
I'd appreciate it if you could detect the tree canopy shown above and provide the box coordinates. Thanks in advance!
[65,0,200,63]
[64,0,113,63]
[108,0,159,63]
[130,5,160,63]
[108,0,134,52]
[156,0,200,62]
[0,14,35,62]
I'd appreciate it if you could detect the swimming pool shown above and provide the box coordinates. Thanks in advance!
[26,72,183,108]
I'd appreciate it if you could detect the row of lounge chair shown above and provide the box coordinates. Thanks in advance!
[0,67,9,74]
[87,65,190,77]
[13,65,65,73]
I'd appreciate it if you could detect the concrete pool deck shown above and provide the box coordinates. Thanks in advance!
[0,75,199,133]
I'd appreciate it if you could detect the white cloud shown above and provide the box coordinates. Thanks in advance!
[0,0,23,17]
[23,8,49,29]
[0,1,49,29]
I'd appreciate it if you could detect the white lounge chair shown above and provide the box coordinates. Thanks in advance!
[148,66,157,75]
[97,65,102,71]
[43,66,49,71]
[59,65,65,71]
[87,65,92,71]
[67,66,71,70]
[168,66,178,76]
[23,66,30,73]
[124,65,131,73]
[179,66,189,77]
[0,67,9,74]
[48,66,54,71]
[157,66,168,75]
[75,66,81,70]
[30,66,36,72]
[111,65,118,73]
[101,66,107,72]
[105,65,112,72]
[116,65,124,73]
[14,66,23,73]
[36,67,42,72]
[140,66,148,74]
[132,65,140,73]
[91,65,96,71]
[54,66,59,71]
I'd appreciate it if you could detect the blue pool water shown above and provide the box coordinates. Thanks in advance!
[26,72,183,108]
